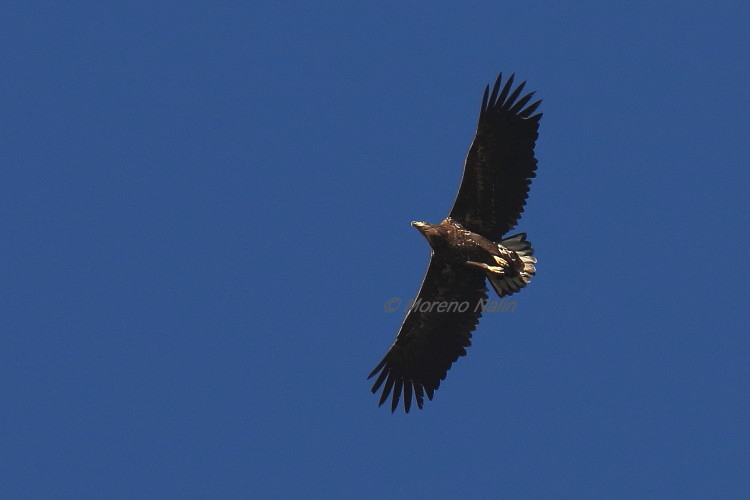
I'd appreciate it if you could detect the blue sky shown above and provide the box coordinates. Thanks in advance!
[2,2,749,498]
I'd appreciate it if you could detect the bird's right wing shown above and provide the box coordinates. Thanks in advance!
[449,73,542,241]
[368,256,488,412]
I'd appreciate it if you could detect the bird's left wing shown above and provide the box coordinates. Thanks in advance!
[368,255,488,412]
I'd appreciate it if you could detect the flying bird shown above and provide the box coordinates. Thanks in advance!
[369,73,542,412]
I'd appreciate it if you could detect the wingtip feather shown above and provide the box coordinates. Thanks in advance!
[509,91,535,115]
[496,74,515,107]
[481,84,489,114]
[504,81,526,109]
[519,99,542,118]
[367,356,387,380]
[403,380,413,413]
[414,383,424,410]
[391,379,403,413]
[370,365,389,394]
[379,373,396,407]
[488,73,502,109]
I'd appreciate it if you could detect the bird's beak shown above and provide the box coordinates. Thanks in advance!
[411,221,430,237]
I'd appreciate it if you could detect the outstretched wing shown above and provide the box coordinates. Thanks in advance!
[449,73,542,241]
[368,256,488,412]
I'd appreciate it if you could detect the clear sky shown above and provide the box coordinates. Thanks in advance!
[2,2,749,498]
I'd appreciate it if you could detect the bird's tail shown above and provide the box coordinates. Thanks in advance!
[486,233,536,298]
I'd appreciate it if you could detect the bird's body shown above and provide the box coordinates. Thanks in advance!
[412,218,535,297]
[369,73,542,412]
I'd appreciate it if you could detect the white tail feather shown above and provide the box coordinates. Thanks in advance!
[486,233,536,298]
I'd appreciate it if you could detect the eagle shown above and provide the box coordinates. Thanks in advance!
[369,73,542,412]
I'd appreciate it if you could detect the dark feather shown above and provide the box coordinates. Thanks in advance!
[496,74,515,108]
[379,374,395,407]
[488,73,502,110]
[504,81,526,109]
[424,386,434,401]
[413,383,424,409]
[518,99,542,119]
[403,380,413,413]
[509,91,535,115]
[391,379,403,413]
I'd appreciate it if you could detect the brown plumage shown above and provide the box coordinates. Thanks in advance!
[369,73,542,412]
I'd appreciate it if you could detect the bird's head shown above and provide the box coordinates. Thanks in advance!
[411,221,441,246]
